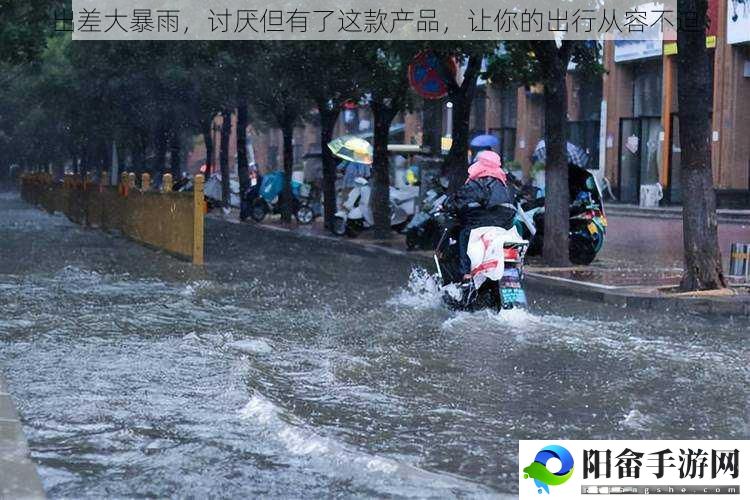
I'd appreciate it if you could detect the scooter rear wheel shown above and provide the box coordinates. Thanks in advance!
[332,216,348,236]
[250,199,268,222]
[569,234,598,265]
[295,203,315,225]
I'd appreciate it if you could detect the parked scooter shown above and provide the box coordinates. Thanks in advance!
[298,182,323,220]
[332,178,420,237]
[514,164,607,265]
[249,171,315,224]
[434,213,529,311]
[405,188,448,250]
[174,174,223,213]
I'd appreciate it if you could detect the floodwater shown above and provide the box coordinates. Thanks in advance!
[1,190,748,498]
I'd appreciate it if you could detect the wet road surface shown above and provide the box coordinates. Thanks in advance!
[1,190,748,498]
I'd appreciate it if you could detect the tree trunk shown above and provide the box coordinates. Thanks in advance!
[96,139,108,180]
[539,42,571,267]
[280,120,295,223]
[153,124,168,177]
[370,99,395,239]
[219,110,232,208]
[169,129,181,178]
[445,91,473,189]
[444,54,482,191]
[132,132,147,175]
[202,118,214,176]
[319,105,340,229]
[236,103,250,196]
[676,0,726,290]
[422,99,443,155]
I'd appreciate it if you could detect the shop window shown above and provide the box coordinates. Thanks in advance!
[267,145,278,169]
[496,87,518,163]
[633,60,662,117]
[471,90,488,136]
[293,143,303,165]
[569,73,603,168]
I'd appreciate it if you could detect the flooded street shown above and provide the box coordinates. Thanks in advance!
[1,190,748,498]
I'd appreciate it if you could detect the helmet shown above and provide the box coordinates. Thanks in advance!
[405,166,420,186]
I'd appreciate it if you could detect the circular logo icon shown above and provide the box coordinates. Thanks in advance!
[523,445,574,495]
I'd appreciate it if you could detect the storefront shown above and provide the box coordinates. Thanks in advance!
[712,0,750,206]
[608,41,665,204]
[603,0,750,207]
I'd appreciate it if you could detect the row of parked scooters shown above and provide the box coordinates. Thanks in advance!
[197,162,607,269]
[224,169,423,236]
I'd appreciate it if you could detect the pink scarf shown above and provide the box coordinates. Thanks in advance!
[466,150,507,184]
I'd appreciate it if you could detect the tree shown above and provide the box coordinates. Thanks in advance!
[424,42,498,188]
[298,42,365,229]
[485,41,601,266]
[532,41,573,267]
[219,109,232,207]
[360,42,416,239]
[676,0,726,290]
[0,0,62,64]
[236,100,250,203]
[248,42,311,222]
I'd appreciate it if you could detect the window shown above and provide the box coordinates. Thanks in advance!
[267,145,278,168]
[470,89,487,136]
[497,87,518,163]
[633,60,662,117]
[569,73,603,168]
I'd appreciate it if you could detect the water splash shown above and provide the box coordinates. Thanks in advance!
[387,267,444,309]
[619,408,658,431]
[229,338,274,355]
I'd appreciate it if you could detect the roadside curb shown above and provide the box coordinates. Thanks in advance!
[0,374,46,500]
[215,216,750,317]
[524,272,750,317]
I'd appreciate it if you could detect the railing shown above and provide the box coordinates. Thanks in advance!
[20,172,205,265]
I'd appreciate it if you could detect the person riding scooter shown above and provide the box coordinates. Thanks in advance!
[442,150,517,281]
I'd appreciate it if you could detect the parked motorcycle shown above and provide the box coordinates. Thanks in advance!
[405,190,447,251]
[249,171,315,224]
[332,177,420,237]
[174,175,223,213]
[514,164,607,265]
[434,214,529,311]
[298,182,323,220]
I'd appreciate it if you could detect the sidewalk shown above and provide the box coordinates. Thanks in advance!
[0,374,46,499]
[211,210,750,316]
[604,203,750,224]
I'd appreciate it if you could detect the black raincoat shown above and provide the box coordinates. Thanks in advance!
[444,177,516,230]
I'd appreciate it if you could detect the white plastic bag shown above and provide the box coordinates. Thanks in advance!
[467,226,525,288]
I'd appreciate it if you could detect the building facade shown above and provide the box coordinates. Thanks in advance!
[193,8,749,207]
[602,0,750,207]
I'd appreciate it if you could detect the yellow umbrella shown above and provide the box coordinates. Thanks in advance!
[327,135,373,165]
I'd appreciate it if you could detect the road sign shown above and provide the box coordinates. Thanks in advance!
[408,51,457,100]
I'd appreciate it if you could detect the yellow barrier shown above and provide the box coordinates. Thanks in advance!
[20,172,205,265]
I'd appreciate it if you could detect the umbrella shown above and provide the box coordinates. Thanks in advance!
[470,134,500,149]
[532,140,590,168]
[327,135,373,165]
